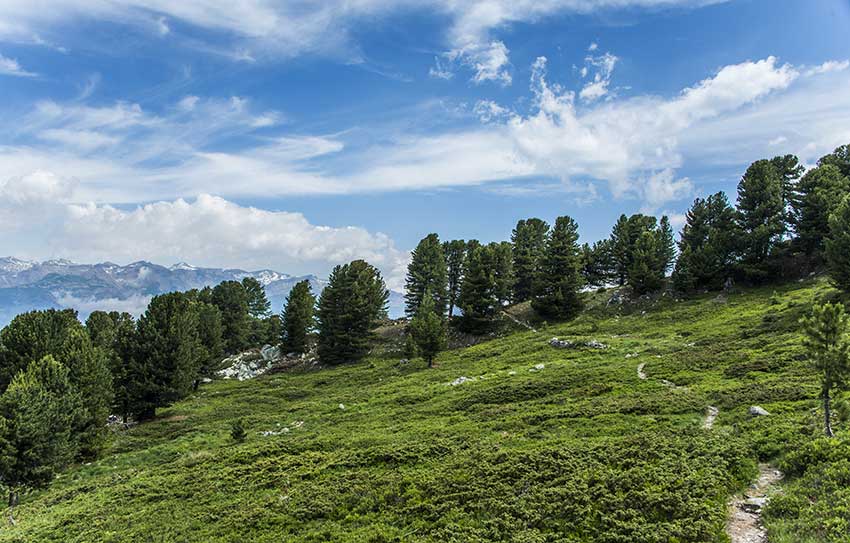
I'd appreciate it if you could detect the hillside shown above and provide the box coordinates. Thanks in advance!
[1,278,844,542]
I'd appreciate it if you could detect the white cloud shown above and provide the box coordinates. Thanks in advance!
[0,176,409,290]
[641,169,694,212]
[579,51,618,102]
[474,100,510,123]
[0,53,36,77]
[428,56,454,80]
[804,60,849,76]
[588,42,598,51]
[0,1,725,83]
[0,55,847,212]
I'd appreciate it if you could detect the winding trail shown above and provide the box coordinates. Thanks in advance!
[726,463,783,543]
[702,406,719,429]
[501,311,538,333]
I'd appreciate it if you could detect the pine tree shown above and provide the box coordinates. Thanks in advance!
[129,292,203,420]
[826,195,850,293]
[442,239,467,318]
[457,245,498,334]
[281,280,315,355]
[195,302,224,383]
[211,281,250,354]
[404,234,448,317]
[610,214,631,286]
[58,328,113,460]
[242,277,271,318]
[801,302,850,437]
[408,293,446,368]
[532,216,584,319]
[581,239,616,287]
[0,309,81,392]
[317,260,389,364]
[673,192,739,291]
[511,218,549,302]
[817,143,850,178]
[629,231,664,295]
[489,241,514,306]
[792,165,850,255]
[736,159,784,280]
[0,356,81,512]
[770,154,804,220]
[87,311,136,422]
[657,216,676,275]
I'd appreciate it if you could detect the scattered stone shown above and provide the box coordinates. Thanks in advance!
[200,377,213,384]
[549,337,608,350]
[748,406,771,417]
[260,344,281,361]
[636,363,647,380]
[218,350,273,381]
[625,352,639,359]
[549,337,574,349]
[448,376,475,386]
[338,403,346,410]
[508,371,517,376]
[529,363,545,372]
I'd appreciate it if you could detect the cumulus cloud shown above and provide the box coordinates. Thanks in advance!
[579,51,618,102]
[500,55,798,199]
[0,175,410,290]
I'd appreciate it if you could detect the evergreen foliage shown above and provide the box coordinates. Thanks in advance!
[736,159,785,280]
[129,292,202,420]
[211,281,250,354]
[511,218,549,302]
[457,245,498,334]
[407,293,446,368]
[281,280,315,355]
[442,239,467,318]
[657,215,676,275]
[531,216,584,319]
[404,234,448,317]
[194,302,224,383]
[792,164,850,255]
[0,356,80,508]
[317,260,389,364]
[673,192,739,291]
[0,309,81,392]
[489,241,514,306]
[801,302,850,437]
[628,231,664,295]
[826,195,850,293]
[817,143,850,178]
[58,328,113,459]
[241,277,271,318]
[581,239,616,287]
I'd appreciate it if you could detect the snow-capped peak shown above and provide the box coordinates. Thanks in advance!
[170,262,198,271]
[0,257,36,273]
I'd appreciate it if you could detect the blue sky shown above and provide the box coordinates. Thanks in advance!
[1,0,849,288]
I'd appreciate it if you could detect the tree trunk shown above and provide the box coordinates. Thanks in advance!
[8,490,17,525]
[825,390,834,438]
[427,356,433,369]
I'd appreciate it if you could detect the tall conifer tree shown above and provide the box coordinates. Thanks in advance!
[532,216,584,319]
[404,234,448,317]
[511,218,549,302]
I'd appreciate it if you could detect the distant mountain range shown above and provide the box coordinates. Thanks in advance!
[0,257,404,327]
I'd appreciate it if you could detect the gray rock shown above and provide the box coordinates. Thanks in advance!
[749,405,771,417]
[549,337,574,349]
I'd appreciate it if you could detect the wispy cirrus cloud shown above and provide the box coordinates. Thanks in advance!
[0,1,726,84]
[0,52,36,77]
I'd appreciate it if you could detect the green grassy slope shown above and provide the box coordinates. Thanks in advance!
[2,279,843,542]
